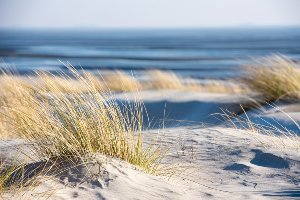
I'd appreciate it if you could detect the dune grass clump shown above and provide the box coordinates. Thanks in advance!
[0,69,244,99]
[145,70,200,90]
[144,70,245,93]
[243,55,300,101]
[0,74,37,138]
[0,67,163,174]
[199,81,246,94]
[103,71,142,92]
[146,70,186,90]
[34,71,105,94]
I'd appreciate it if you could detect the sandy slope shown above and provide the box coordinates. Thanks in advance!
[114,90,257,128]
[1,91,300,199]
[2,127,299,199]
[246,102,300,134]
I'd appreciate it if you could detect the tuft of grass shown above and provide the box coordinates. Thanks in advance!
[243,55,300,101]
[103,71,142,92]
[145,70,245,93]
[198,81,247,94]
[146,70,186,90]
[0,66,163,174]
[0,74,37,138]
[145,70,200,90]
[34,71,105,94]
[0,70,244,99]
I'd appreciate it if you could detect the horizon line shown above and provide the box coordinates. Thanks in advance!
[1,25,300,31]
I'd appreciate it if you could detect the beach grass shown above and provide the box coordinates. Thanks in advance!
[0,162,26,195]
[198,80,246,94]
[0,69,243,97]
[0,66,164,176]
[0,158,62,198]
[0,163,15,195]
[243,55,300,101]
[103,70,142,91]
[143,70,244,93]
[145,70,190,90]
[0,161,29,196]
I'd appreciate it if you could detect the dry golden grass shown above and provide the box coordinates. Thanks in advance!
[34,71,104,93]
[198,81,247,94]
[102,71,142,92]
[0,68,245,196]
[0,67,163,175]
[0,74,37,139]
[243,55,300,101]
[145,70,245,93]
[145,70,189,90]
[0,70,244,96]
[0,68,246,141]
[142,70,248,94]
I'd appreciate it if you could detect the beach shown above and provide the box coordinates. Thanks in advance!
[1,87,300,199]
[0,29,300,199]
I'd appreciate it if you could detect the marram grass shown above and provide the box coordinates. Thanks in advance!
[0,69,244,96]
[243,55,300,101]
[0,67,163,175]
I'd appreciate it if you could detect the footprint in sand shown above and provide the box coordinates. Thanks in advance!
[224,163,251,173]
[250,149,290,169]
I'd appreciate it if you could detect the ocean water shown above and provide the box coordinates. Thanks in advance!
[0,27,300,79]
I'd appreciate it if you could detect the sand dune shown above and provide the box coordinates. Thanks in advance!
[2,126,299,199]
[1,91,299,199]
[114,90,258,128]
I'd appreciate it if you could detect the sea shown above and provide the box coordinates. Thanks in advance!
[0,27,300,80]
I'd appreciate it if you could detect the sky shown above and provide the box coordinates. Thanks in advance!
[0,0,299,29]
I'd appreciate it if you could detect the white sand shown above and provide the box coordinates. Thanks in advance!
[1,91,299,199]
[114,90,258,128]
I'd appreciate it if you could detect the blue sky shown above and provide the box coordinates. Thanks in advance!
[0,0,299,29]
